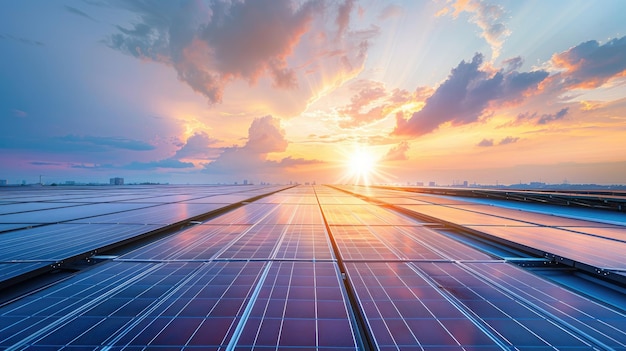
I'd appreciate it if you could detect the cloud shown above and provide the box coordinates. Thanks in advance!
[499,136,519,145]
[516,108,569,125]
[171,132,220,160]
[59,135,155,151]
[265,156,323,168]
[336,0,355,39]
[477,138,494,147]
[108,0,320,103]
[123,159,194,170]
[440,0,510,59]
[0,33,44,46]
[551,36,626,89]
[204,115,319,175]
[11,109,27,117]
[246,115,288,153]
[106,0,377,109]
[0,134,155,153]
[382,141,410,161]
[394,53,548,136]
[338,80,415,128]
[378,4,403,20]
[477,136,519,147]
[64,5,98,22]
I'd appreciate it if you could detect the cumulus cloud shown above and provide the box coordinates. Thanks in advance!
[499,136,519,145]
[516,108,569,125]
[440,0,510,59]
[477,138,494,147]
[204,115,320,175]
[394,53,548,136]
[551,36,626,89]
[477,136,519,147]
[338,80,416,128]
[107,0,376,108]
[382,141,410,161]
[171,132,220,160]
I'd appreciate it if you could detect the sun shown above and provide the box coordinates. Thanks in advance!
[344,148,378,185]
[349,150,375,176]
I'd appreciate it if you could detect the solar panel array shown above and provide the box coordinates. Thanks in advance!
[1,185,625,350]
[0,185,288,286]
[337,186,626,276]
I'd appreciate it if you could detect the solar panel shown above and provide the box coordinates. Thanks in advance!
[0,262,52,283]
[0,184,624,350]
[0,223,162,261]
[466,225,626,270]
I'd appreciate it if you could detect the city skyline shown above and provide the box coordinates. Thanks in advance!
[2,0,626,185]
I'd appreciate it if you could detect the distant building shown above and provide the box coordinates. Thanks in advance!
[110,177,124,185]
[243,179,248,185]
[428,181,436,187]
[0,180,7,186]
[463,180,469,187]
[416,182,424,186]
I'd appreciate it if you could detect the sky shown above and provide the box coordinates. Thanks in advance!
[2,0,626,186]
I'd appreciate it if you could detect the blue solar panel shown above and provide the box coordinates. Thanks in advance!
[0,262,52,282]
[0,260,359,349]
[0,223,162,261]
[0,184,624,351]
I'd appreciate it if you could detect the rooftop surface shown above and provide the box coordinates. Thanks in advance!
[0,185,625,350]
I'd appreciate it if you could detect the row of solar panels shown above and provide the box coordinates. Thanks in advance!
[336,185,626,284]
[0,185,625,350]
[0,185,290,287]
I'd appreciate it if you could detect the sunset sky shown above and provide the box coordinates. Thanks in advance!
[2,0,626,185]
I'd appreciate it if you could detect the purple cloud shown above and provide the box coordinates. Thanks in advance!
[516,108,569,125]
[394,53,548,136]
[204,115,320,175]
[477,138,494,147]
[499,136,519,145]
[107,0,375,107]
[552,36,626,89]
[171,132,221,161]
